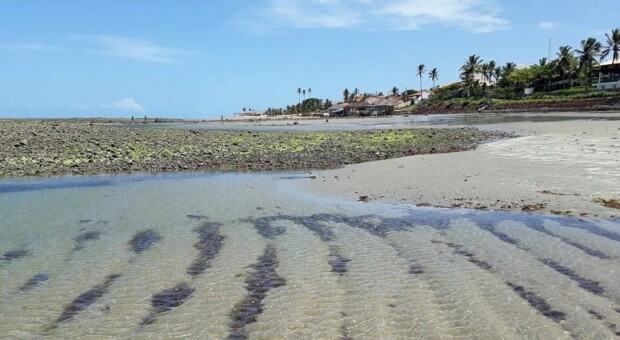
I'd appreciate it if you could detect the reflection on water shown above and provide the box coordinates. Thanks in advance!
[0,173,619,339]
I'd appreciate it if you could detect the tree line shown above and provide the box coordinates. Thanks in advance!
[431,28,620,101]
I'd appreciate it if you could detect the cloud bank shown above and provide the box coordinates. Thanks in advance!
[240,0,510,33]
[81,35,190,63]
[103,97,145,112]
[2,35,190,63]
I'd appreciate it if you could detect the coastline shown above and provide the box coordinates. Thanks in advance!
[2,112,620,217]
[296,115,620,218]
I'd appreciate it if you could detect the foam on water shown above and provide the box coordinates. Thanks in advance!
[0,172,618,338]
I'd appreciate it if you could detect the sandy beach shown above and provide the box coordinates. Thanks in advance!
[298,113,620,218]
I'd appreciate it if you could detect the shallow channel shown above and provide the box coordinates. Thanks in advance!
[0,173,619,339]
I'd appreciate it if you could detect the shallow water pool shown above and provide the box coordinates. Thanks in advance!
[1,173,619,339]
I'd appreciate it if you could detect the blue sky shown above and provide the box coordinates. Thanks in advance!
[1,0,618,119]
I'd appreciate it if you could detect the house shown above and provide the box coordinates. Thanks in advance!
[409,90,431,104]
[327,97,397,117]
[596,58,620,90]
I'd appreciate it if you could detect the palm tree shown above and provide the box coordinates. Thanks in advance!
[297,88,302,105]
[308,88,312,98]
[429,68,439,89]
[602,28,620,64]
[460,55,482,96]
[416,64,426,96]
[539,58,548,66]
[487,60,496,84]
[302,89,306,101]
[557,45,575,89]
[493,67,502,83]
[391,86,399,96]
[502,62,516,75]
[243,108,246,114]
[480,63,492,84]
[576,37,602,91]
[343,88,350,103]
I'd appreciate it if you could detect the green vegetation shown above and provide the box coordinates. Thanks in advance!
[420,27,620,105]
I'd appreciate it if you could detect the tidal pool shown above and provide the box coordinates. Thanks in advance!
[0,173,619,339]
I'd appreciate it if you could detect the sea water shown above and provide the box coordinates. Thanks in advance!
[0,173,619,339]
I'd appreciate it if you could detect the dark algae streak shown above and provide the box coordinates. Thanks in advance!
[506,282,566,322]
[19,273,49,292]
[72,230,101,252]
[2,249,30,261]
[141,283,196,327]
[187,221,225,277]
[227,245,286,340]
[540,259,605,295]
[51,274,121,327]
[128,229,161,254]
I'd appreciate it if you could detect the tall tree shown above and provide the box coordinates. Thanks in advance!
[297,88,302,105]
[343,88,350,103]
[557,45,575,89]
[460,55,482,96]
[391,86,399,96]
[487,60,496,84]
[416,64,426,96]
[308,88,312,98]
[480,63,492,84]
[576,37,602,91]
[429,68,439,89]
[602,28,620,64]
[302,89,306,100]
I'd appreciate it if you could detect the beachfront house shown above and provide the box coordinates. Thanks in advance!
[596,58,620,90]
[327,97,397,117]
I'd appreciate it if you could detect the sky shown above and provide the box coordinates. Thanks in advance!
[1,0,618,119]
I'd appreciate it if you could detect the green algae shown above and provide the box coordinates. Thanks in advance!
[0,121,508,178]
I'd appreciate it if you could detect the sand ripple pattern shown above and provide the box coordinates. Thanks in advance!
[1,210,619,339]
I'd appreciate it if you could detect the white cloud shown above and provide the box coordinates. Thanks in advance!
[76,35,190,63]
[103,97,145,112]
[2,36,191,63]
[537,21,558,30]
[0,42,62,52]
[240,0,510,33]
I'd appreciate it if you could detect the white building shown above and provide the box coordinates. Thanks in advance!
[596,58,620,90]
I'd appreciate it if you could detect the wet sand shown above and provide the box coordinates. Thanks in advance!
[298,115,620,217]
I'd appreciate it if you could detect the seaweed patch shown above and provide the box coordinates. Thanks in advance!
[548,216,620,242]
[187,222,225,277]
[328,246,350,275]
[187,214,208,220]
[19,273,49,292]
[445,242,493,271]
[141,283,196,326]
[128,230,161,254]
[245,217,286,240]
[227,245,285,340]
[2,249,30,261]
[53,274,121,326]
[516,217,612,259]
[540,259,605,295]
[73,230,101,252]
[506,282,566,321]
